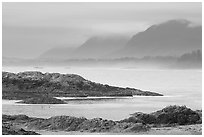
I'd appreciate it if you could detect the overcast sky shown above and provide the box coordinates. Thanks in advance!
[3,2,202,59]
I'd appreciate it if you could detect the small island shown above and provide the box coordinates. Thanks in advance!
[2,71,163,104]
[17,96,66,104]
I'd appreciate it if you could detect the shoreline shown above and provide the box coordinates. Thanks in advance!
[2,99,202,121]
[2,95,173,104]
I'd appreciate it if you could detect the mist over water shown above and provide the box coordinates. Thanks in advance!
[2,3,202,136]
[2,67,201,120]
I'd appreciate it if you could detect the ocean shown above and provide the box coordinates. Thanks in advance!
[2,67,202,120]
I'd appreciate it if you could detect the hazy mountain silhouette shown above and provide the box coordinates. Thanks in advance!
[39,19,201,61]
[39,36,128,59]
[71,36,128,59]
[109,19,202,58]
[39,47,76,59]
[3,50,201,69]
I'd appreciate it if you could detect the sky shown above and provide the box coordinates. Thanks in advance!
[2,2,202,59]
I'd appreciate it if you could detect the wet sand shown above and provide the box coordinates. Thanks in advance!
[34,124,202,135]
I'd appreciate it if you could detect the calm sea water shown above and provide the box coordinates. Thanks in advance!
[2,67,202,120]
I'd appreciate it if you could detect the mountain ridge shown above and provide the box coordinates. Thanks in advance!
[109,19,202,58]
[38,19,202,60]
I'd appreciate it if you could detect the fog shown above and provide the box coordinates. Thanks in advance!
[3,2,202,59]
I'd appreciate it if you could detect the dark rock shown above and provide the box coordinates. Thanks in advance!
[152,105,201,125]
[130,112,157,124]
[119,116,143,123]
[2,123,40,135]
[2,114,30,122]
[3,105,199,134]
[195,110,202,124]
[128,105,202,126]
[27,115,87,131]
[2,71,163,102]
[17,96,66,104]
[5,114,149,133]
[125,123,150,132]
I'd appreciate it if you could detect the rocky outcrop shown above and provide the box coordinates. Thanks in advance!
[121,112,157,124]
[2,106,201,135]
[152,105,201,125]
[127,105,201,125]
[2,71,163,103]
[2,124,40,135]
[2,115,40,135]
[2,114,149,134]
[26,116,149,133]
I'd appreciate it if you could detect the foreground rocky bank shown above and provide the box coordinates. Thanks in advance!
[2,71,162,104]
[2,105,202,135]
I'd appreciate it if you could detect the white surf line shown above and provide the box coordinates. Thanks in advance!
[2,100,23,104]
[54,96,133,100]
[132,95,174,97]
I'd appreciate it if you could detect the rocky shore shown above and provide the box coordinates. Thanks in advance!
[2,71,162,104]
[3,124,40,135]
[2,105,202,135]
